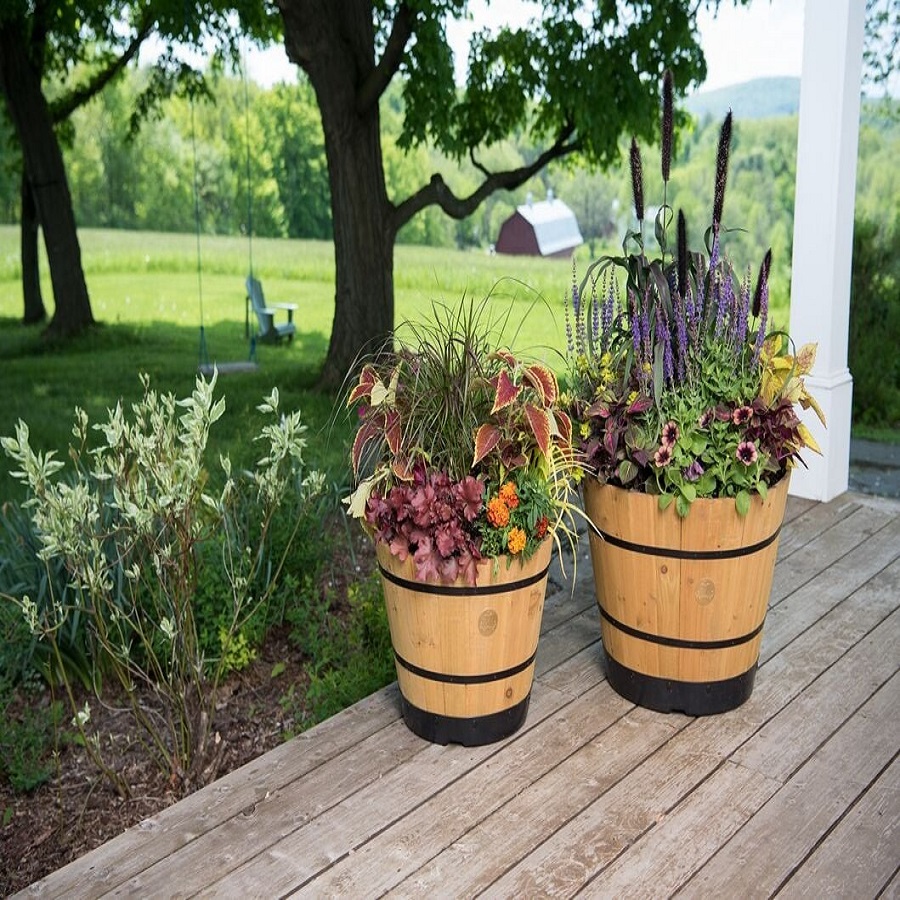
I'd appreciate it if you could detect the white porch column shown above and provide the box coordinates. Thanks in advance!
[788,0,865,500]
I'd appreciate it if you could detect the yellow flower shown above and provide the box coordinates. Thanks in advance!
[507,527,527,555]
[579,422,591,439]
[627,390,639,404]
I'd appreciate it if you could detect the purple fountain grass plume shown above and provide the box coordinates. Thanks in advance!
[753,256,771,364]
[630,137,645,223]
[677,209,688,299]
[712,111,733,230]
[661,70,674,184]
[752,248,772,318]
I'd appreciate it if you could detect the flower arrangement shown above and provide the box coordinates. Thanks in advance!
[345,300,575,584]
[565,71,825,517]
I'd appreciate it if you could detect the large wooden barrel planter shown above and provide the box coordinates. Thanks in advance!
[376,539,552,746]
[583,475,790,716]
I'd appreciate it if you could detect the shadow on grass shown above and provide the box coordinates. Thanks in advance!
[0,317,350,505]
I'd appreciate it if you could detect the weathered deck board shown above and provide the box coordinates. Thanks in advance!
[16,492,900,900]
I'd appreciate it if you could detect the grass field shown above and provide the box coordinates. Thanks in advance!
[0,227,584,502]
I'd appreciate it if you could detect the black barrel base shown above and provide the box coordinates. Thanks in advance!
[399,692,531,746]
[605,654,757,716]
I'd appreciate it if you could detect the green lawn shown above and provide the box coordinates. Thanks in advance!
[0,227,581,503]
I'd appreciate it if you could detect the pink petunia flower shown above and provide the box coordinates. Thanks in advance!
[736,441,758,465]
[661,421,680,447]
[654,444,673,467]
[732,405,753,426]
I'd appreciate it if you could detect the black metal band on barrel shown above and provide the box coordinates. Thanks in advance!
[599,606,765,650]
[588,521,781,561]
[394,649,537,684]
[377,563,549,596]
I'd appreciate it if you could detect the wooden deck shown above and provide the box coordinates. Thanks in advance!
[17,491,900,899]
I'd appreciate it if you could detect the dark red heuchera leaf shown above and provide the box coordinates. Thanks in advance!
[346,364,378,406]
[490,369,522,414]
[473,423,501,466]
[523,363,558,406]
[524,404,552,456]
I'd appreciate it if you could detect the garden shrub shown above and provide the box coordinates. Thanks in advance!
[850,216,900,433]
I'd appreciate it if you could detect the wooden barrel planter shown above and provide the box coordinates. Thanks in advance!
[376,539,552,746]
[583,475,790,716]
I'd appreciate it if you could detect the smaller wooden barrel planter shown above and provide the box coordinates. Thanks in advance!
[376,539,552,746]
[583,475,790,716]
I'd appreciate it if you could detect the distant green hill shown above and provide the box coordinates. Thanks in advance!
[685,76,801,121]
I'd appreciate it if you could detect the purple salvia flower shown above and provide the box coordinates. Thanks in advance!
[735,267,751,351]
[592,276,601,349]
[654,304,674,386]
[641,286,653,376]
[601,274,615,353]
[715,271,734,340]
[630,289,643,364]
[675,290,689,383]
[564,292,574,355]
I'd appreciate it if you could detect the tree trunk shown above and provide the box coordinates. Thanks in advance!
[279,1,395,390]
[20,173,47,325]
[0,18,93,338]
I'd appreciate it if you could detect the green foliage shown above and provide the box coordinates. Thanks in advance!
[850,217,900,430]
[283,570,394,732]
[0,679,65,792]
[0,373,325,795]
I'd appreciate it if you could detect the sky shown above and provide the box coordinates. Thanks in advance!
[243,1,807,94]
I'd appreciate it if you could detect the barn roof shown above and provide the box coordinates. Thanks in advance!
[515,194,583,256]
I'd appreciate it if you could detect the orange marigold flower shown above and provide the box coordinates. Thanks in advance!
[486,496,510,527]
[507,526,527,555]
[535,516,549,539]
[499,481,519,509]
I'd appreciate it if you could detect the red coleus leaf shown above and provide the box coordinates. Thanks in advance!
[554,410,572,446]
[492,349,517,367]
[490,369,523,414]
[586,399,612,418]
[472,423,501,466]
[346,364,378,407]
[391,455,414,481]
[525,404,552,456]
[627,395,653,414]
[351,418,380,476]
[523,363,558,406]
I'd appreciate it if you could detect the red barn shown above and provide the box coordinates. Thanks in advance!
[495,191,583,259]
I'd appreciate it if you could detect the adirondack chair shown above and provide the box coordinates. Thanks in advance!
[246,276,298,343]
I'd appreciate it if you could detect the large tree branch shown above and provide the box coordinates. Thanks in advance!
[357,1,414,114]
[391,123,580,231]
[49,15,154,122]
